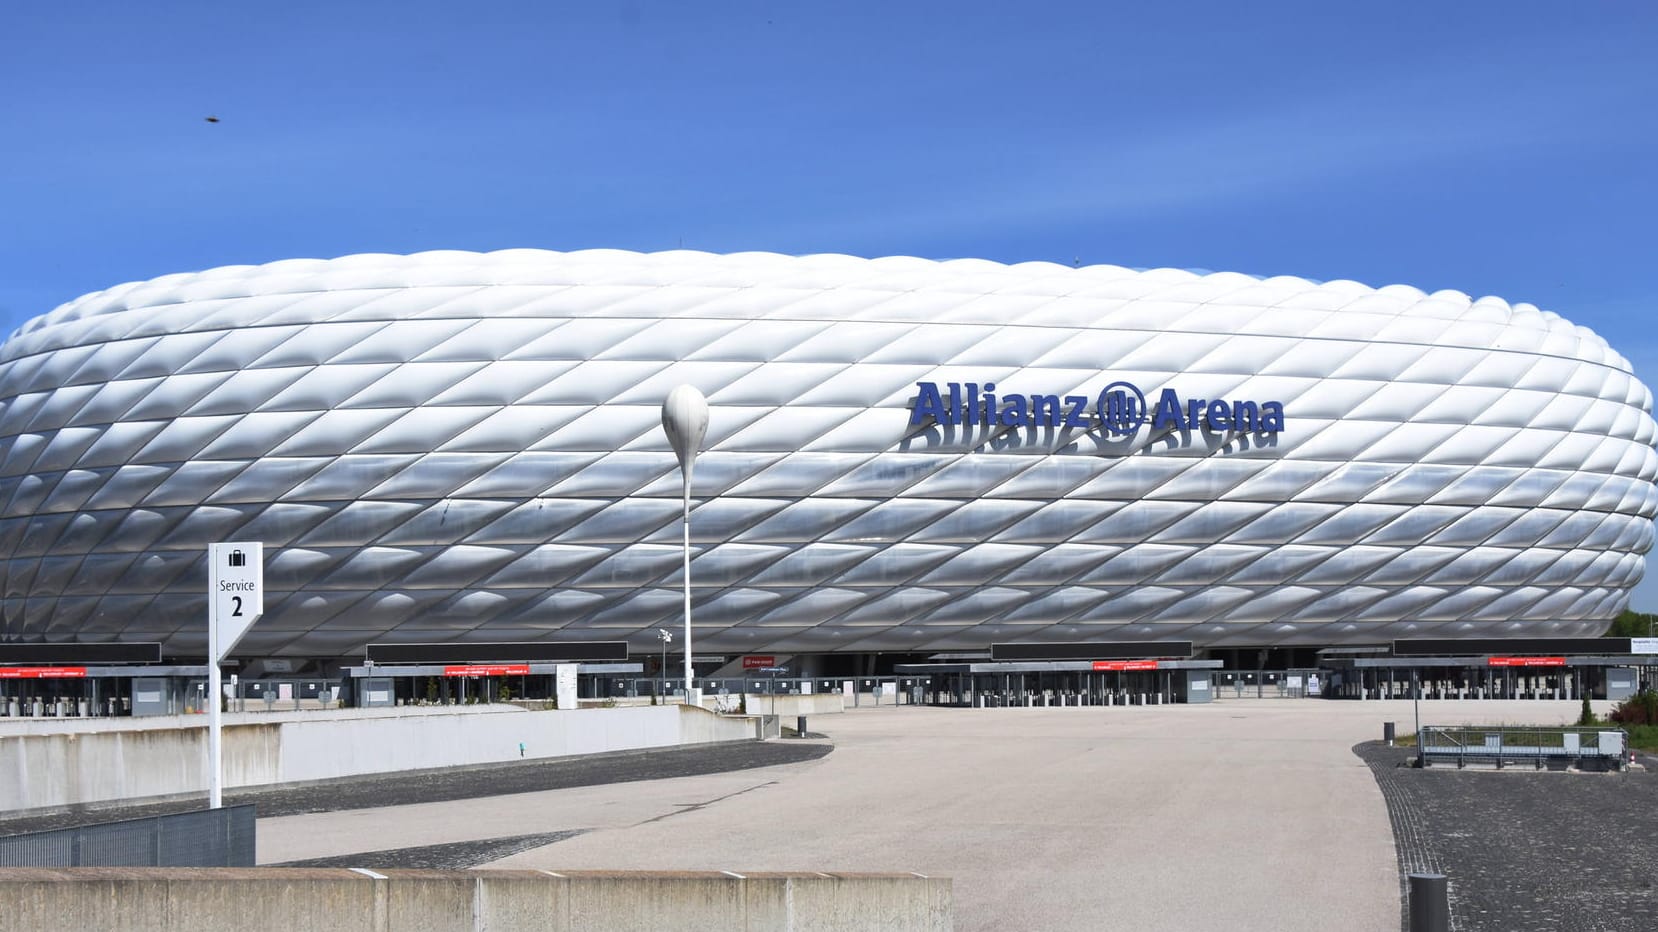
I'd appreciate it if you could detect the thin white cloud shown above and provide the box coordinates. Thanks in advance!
[777,51,1654,243]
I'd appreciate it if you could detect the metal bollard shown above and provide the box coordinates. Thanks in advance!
[1408,873,1449,932]
[796,715,807,737]
[1384,722,1396,746]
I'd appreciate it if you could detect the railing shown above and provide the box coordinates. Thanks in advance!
[0,805,256,867]
[622,676,928,707]
[1418,726,1628,770]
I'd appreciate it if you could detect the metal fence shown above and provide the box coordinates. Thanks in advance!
[1418,726,1629,770]
[620,675,926,705]
[1211,670,1318,698]
[0,805,255,867]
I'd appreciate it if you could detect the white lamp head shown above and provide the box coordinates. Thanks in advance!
[661,384,710,481]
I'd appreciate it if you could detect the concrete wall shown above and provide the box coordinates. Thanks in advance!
[0,704,759,815]
[0,868,952,932]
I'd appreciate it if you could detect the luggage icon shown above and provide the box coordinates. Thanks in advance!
[227,549,245,568]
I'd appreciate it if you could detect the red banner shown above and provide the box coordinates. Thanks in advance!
[742,656,777,670]
[1092,660,1159,671]
[1488,656,1566,667]
[442,664,530,677]
[0,667,88,679]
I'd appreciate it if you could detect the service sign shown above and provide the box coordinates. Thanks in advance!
[210,542,264,662]
[1488,656,1566,667]
[1092,660,1159,671]
[0,666,87,679]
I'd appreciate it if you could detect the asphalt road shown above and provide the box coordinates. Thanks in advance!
[266,699,1518,931]
[16,699,1628,931]
[277,831,587,869]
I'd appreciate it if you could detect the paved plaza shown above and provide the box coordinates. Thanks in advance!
[258,699,1600,932]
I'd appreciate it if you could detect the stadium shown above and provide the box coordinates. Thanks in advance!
[0,249,1653,674]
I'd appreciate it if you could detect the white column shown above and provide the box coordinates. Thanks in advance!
[682,476,693,697]
[661,385,708,705]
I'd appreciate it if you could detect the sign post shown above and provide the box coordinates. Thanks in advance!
[555,664,578,711]
[207,542,263,809]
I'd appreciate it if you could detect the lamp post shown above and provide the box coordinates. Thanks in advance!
[657,628,673,701]
[661,385,709,703]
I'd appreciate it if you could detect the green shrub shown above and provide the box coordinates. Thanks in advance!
[1609,688,1658,727]
[1578,694,1598,726]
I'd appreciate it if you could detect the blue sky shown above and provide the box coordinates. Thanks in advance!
[3,1,1657,609]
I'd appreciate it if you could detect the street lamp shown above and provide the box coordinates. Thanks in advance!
[661,385,709,703]
[657,628,673,701]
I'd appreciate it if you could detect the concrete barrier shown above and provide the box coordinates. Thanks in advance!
[0,868,952,932]
[701,693,848,717]
[0,704,760,815]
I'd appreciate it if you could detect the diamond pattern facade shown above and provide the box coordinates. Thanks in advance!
[0,249,1653,658]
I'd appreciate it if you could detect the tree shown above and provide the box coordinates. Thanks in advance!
[1603,610,1658,638]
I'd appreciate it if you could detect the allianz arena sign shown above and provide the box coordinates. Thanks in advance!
[909,380,1287,437]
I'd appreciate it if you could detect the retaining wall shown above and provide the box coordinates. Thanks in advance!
[0,704,758,814]
[0,868,952,932]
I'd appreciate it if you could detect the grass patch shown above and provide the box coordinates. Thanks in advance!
[1627,725,1658,753]
[1420,728,1573,749]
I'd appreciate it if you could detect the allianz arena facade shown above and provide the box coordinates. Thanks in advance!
[0,249,1653,662]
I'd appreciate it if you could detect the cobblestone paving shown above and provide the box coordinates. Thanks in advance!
[278,831,587,869]
[0,741,832,835]
[1356,742,1658,932]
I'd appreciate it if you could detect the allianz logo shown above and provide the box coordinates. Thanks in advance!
[907,381,1286,435]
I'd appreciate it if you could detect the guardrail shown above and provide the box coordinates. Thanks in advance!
[1418,726,1628,770]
